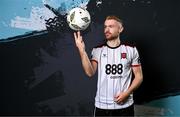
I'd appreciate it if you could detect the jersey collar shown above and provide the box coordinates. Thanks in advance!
[106,42,121,49]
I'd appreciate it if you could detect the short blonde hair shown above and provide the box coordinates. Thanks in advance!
[106,15,123,26]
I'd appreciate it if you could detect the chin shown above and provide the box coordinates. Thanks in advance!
[105,36,111,39]
[106,37,114,40]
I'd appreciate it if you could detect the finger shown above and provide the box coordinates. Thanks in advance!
[117,98,122,103]
[77,31,81,37]
[78,31,83,40]
[77,31,83,42]
[114,97,118,102]
[116,96,122,102]
[114,97,117,102]
[74,32,77,40]
[115,93,120,99]
[114,95,118,98]
[118,101,123,105]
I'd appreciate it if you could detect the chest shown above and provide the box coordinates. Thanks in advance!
[99,48,132,69]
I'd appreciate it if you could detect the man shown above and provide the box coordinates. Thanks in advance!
[73,15,143,116]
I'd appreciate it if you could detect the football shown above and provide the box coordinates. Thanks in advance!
[66,7,91,31]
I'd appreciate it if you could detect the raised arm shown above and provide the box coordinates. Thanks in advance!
[74,31,97,77]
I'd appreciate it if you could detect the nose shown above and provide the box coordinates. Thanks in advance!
[104,27,109,33]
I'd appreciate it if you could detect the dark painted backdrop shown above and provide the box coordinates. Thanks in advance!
[0,0,180,115]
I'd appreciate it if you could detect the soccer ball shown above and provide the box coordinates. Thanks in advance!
[67,7,91,31]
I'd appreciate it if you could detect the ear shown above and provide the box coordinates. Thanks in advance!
[119,26,124,33]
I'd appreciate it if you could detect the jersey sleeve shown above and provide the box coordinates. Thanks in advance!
[91,48,99,63]
[131,47,141,67]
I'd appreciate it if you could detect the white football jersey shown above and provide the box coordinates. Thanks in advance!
[91,43,141,109]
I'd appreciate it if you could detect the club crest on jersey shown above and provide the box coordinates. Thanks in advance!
[121,53,127,59]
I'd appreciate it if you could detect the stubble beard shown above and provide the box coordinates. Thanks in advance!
[105,34,119,41]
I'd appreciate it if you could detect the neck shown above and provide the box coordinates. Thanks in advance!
[106,37,121,48]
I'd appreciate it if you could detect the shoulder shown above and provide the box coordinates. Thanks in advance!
[120,41,139,54]
[121,41,136,48]
[92,42,107,52]
[91,42,106,55]
[93,42,107,49]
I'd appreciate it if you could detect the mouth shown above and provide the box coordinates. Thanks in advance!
[105,32,111,36]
